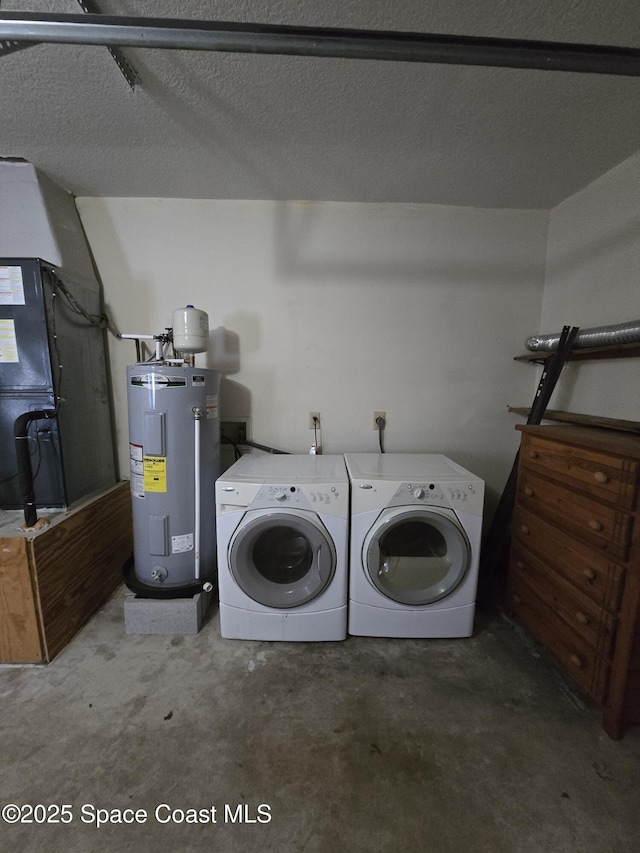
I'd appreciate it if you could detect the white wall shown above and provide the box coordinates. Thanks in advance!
[76,198,548,507]
[543,152,640,420]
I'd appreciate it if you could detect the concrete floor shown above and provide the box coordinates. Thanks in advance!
[1,588,638,853]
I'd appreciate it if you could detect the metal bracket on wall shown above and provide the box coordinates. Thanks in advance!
[0,3,139,87]
[0,39,33,57]
[76,0,138,90]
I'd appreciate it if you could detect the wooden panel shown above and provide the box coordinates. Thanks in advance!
[0,537,44,663]
[629,628,640,671]
[516,424,640,461]
[518,470,632,560]
[622,691,640,722]
[521,434,638,509]
[508,408,640,435]
[508,573,610,702]
[622,644,640,720]
[512,507,625,612]
[30,482,133,661]
[510,544,617,658]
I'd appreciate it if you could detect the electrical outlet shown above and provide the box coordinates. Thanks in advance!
[373,411,386,430]
[221,418,250,445]
[309,412,321,429]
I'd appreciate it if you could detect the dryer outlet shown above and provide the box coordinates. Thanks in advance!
[221,418,250,445]
[309,412,321,429]
[373,412,386,430]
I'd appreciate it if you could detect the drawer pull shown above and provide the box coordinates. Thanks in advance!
[588,519,603,532]
[528,450,539,459]
[594,471,609,484]
[575,611,589,625]
[570,654,583,669]
[520,525,530,535]
[582,568,596,581]
[524,486,534,497]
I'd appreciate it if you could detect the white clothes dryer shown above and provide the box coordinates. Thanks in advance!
[345,453,484,638]
[216,454,349,641]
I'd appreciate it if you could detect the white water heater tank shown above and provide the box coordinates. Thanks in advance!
[172,305,209,353]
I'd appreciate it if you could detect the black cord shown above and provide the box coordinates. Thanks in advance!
[1,417,46,485]
[50,269,113,332]
[220,435,290,456]
[238,439,290,455]
[221,433,242,460]
[49,282,63,411]
[376,416,386,453]
[30,421,44,481]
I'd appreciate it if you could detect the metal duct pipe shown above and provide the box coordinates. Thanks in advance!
[526,319,640,352]
[1,12,640,76]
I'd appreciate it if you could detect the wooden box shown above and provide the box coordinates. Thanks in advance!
[0,481,133,663]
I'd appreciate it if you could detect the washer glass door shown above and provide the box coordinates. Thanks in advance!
[229,509,336,608]
[364,508,470,605]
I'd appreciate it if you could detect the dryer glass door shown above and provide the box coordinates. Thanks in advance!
[365,508,470,605]
[229,509,336,608]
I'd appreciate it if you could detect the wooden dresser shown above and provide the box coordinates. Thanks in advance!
[507,424,640,738]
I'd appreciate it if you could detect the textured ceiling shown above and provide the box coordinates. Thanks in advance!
[1,0,639,208]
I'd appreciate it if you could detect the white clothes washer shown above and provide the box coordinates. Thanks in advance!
[216,454,349,641]
[345,453,484,638]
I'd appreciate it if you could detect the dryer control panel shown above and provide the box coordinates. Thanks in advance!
[219,482,347,516]
[255,485,310,509]
[388,483,445,506]
[386,481,483,514]
[252,484,345,511]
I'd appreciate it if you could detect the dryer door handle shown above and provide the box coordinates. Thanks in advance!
[312,546,323,582]
[367,540,381,577]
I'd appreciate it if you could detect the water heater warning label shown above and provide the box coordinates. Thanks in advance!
[206,394,218,420]
[143,456,167,492]
[129,444,144,498]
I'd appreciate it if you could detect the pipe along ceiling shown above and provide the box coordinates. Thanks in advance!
[1,11,640,76]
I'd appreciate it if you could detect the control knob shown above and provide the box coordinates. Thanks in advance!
[413,487,426,499]
[274,491,287,502]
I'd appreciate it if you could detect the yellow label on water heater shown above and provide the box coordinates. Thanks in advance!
[143,456,167,492]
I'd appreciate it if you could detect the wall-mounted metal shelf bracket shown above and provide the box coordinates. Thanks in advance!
[1,3,139,89]
[0,39,33,57]
[76,0,138,89]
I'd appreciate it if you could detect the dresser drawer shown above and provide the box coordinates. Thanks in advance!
[521,435,638,510]
[508,573,610,702]
[510,543,617,658]
[518,470,633,560]
[512,507,625,612]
